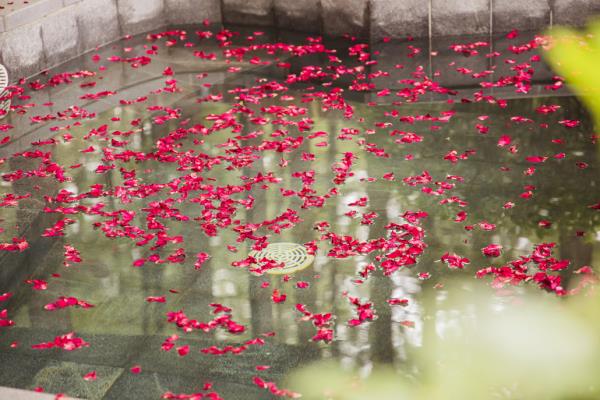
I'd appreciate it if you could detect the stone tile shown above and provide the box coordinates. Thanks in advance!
[488,82,570,100]
[0,386,72,400]
[34,32,123,78]
[0,328,149,368]
[431,34,492,88]
[41,7,80,67]
[427,86,488,102]
[117,0,166,37]
[321,0,368,38]
[0,16,5,33]
[130,335,319,382]
[223,0,274,26]
[276,29,328,75]
[431,0,491,36]
[0,21,45,79]
[129,336,242,379]
[44,81,95,114]
[165,0,222,25]
[74,0,121,51]
[0,225,56,294]
[369,38,430,91]
[0,0,41,16]
[274,0,321,33]
[30,360,122,400]
[370,0,429,40]
[552,0,600,26]
[493,0,550,32]
[103,369,270,400]
[0,352,51,390]
[491,31,554,84]
[3,0,62,31]
[144,44,241,77]
[0,109,52,158]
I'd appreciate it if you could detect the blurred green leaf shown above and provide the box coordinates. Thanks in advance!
[287,284,600,399]
[544,21,600,129]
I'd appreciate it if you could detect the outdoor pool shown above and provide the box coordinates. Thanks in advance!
[0,25,598,399]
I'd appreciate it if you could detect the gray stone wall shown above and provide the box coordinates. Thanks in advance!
[0,0,599,81]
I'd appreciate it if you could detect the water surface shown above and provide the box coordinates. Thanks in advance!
[0,26,597,399]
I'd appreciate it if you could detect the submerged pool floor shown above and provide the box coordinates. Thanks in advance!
[0,25,598,399]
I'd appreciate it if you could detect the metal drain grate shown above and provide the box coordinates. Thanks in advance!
[249,242,314,275]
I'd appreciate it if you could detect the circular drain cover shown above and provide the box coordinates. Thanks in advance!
[249,242,314,275]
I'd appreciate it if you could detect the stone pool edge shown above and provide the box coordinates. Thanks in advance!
[0,0,599,82]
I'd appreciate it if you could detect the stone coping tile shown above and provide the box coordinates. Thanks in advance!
[2,0,62,31]
[0,0,43,16]
[222,0,275,26]
[493,0,550,32]
[30,360,122,399]
[370,0,429,40]
[431,0,491,36]
[0,385,80,399]
[552,0,600,26]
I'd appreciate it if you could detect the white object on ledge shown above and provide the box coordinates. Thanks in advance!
[0,64,10,120]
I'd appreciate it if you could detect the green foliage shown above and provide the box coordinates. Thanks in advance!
[287,284,600,400]
[544,20,600,129]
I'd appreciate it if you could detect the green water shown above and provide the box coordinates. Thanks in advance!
[0,28,597,399]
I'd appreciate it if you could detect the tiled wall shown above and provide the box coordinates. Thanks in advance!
[0,0,598,81]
